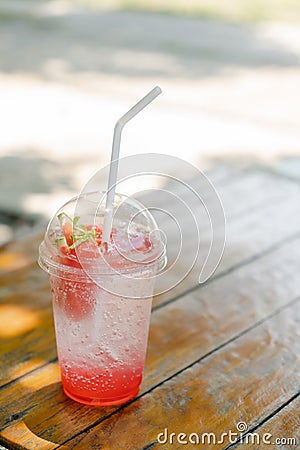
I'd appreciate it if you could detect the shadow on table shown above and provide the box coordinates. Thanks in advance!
[0,151,78,246]
[0,151,75,221]
[0,7,299,80]
[22,381,113,446]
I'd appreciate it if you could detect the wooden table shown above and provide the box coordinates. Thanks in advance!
[0,165,299,449]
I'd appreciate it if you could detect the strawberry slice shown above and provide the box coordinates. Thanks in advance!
[56,236,75,256]
[56,212,152,259]
[57,213,74,247]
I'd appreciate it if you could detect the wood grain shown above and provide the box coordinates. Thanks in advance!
[140,168,300,223]
[0,266,55,387]
[1,170,298,387]
[233,395,300,449]
[58,300,300,449]
[153,172,300,306]
[1,168,300,449]
[0,164,236,277]
[0,232,42,275]
[1,235,299,448]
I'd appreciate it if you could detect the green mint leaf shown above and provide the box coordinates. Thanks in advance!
[56,237,66,243]
[57,212,73,223]
[69,235,89,249]
[73,216,80,226]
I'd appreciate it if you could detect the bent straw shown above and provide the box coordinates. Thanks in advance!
[102,86,162,246]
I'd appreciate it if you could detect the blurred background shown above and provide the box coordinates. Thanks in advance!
[0,0,300,244]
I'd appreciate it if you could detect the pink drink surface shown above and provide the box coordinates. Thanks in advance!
[50,226,155,406]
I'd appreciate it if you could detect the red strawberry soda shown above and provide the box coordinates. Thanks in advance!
[39,193,165,406]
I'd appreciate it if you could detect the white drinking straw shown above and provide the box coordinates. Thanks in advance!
[102,86,162,246]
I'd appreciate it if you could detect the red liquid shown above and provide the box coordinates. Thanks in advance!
[61,363,143,406]
[51,225,154,406]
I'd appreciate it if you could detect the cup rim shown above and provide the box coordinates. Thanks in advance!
[38,191,167,281]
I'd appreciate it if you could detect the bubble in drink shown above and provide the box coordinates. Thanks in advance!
[39,193,166,405]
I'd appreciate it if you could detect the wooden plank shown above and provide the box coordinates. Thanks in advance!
[0,422,58,450]
[0,170,298,296]
[139,168,300,223]
[1,170,300,388]
[0,363,67,450]
[153,177,300,306]
[146,237,300,385]
[0,231,42,275]
[233,396,300,449]
[0,170,297,387]
[56,300,300,449]
[271,158,300,185]
[1,236,299,448]
[142,170,300,291]
[0,168,297,279]
[0,164,237,277]
[0,266,55,387]
[202,164,249,185]
[0,171,299,382]
[216,168,300,219]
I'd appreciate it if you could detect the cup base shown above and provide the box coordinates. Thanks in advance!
[63,385,140,406]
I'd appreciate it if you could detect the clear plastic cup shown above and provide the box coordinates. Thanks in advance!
[39,192,166,406]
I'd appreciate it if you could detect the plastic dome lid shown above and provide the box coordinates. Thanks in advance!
[39,191,166,284]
